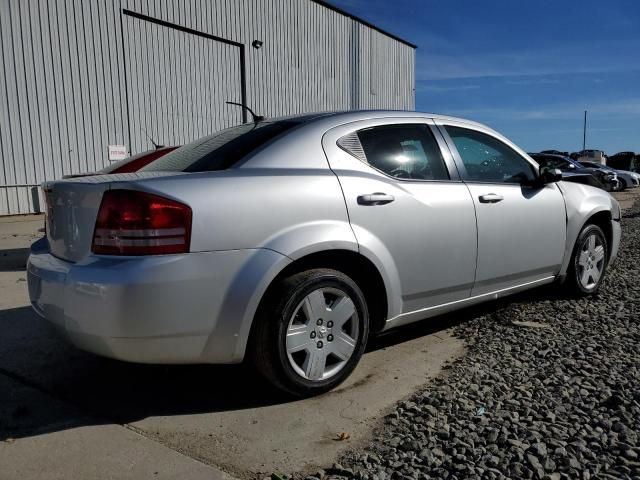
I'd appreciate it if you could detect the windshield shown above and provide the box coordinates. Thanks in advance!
[140,120,303,172]
[581,162,612,171]
[531,156,570,170]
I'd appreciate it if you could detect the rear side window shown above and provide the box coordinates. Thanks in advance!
[345,124,449,180]
[141,121,301,172]
[445,126,536,184]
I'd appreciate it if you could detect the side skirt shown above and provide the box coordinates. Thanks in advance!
[382,276,556,331]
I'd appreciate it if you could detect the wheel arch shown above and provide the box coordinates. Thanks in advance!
[582,210,613,258]
[206,220,400,364]
[248,249,392,350]
[560,206,614,277]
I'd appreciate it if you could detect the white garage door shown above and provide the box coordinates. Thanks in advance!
[123,11,244,155]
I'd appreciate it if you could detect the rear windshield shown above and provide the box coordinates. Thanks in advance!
[140,120,301,172]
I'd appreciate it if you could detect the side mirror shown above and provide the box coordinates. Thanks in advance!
[539,167,563,184]
[568,164,576,169]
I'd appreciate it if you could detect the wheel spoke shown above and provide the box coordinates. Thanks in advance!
[591,266,602,283]
[327,296,356,328]
[286,325,312,353]
[593,245,605,263]
[580,267,591,286]
[330,330,356,361]
[588,235,596,251]
[578,250,590,268]
[303,349,326,380]
[303,289,327,321]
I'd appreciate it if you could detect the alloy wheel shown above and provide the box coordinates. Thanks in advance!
[577,233,606,290]
[285,287,359,381]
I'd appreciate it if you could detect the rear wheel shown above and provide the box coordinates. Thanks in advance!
[565,224,608,295]
[251,268,369,397]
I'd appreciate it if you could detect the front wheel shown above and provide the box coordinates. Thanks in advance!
[565,224,609,295]
[618,178,627,191]
[250,269,369,397]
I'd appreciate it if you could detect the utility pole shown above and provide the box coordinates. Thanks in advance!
[582,110,587,151]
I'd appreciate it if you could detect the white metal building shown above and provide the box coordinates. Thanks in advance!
[0,0,416,215]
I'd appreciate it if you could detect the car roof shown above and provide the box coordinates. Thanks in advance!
[272,109,489,130]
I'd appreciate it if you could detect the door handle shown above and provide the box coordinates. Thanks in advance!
[357,193,395,205]
[478,193,504,203]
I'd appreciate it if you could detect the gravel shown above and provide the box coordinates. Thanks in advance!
[307,202,640,480]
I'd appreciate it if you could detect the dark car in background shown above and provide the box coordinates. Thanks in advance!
[529,153,615,191]
[579,161,640,190]
[607,151,636,171]
[64,146,178,178]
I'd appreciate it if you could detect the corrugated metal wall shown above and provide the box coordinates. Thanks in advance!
[0,0,416,215]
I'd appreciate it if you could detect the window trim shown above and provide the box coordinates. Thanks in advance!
[435,122,540,185]
[333,119,462,183]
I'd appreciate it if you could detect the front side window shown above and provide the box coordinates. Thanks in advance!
[354,124,449,180]
[445,126,536,184]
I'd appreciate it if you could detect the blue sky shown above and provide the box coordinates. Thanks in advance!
[329,0,640,154]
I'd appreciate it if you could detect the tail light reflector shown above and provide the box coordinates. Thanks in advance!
[92,190,192,255]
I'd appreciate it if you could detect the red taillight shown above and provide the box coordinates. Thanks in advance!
[92,190,192,255]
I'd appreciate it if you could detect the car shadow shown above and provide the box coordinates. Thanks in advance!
[0,284,562,442]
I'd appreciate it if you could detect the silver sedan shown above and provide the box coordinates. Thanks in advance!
[28,111,621,396]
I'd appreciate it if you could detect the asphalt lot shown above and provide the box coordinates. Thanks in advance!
[0,188,638,480]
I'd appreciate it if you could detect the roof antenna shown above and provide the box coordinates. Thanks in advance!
[226,101,265,124]
[141,128,164,150]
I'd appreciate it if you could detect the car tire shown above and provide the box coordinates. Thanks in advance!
[565,224,609,296]
[618,178,627,191]
[250,268,369,397]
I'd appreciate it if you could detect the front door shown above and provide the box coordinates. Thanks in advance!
[438,122,567,296]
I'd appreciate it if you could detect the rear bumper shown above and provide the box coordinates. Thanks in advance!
[27,238,289,364]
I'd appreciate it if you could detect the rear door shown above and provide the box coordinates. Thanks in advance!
[437,121,566,296]
[323,118,477,318]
